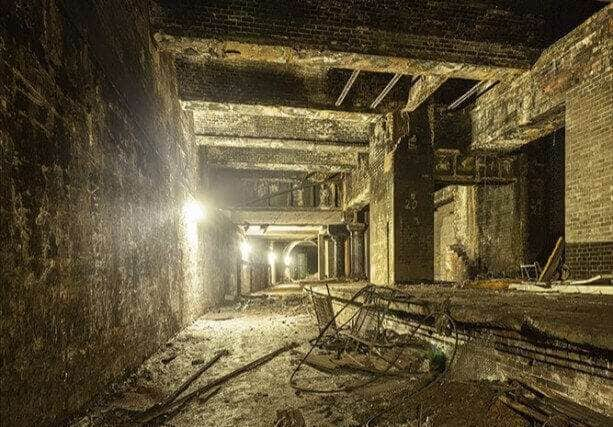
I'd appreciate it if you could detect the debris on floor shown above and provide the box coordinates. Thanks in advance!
[274,407,306,427]
[72,294,609,426]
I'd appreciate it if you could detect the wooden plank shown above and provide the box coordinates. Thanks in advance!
[538,237,564,282]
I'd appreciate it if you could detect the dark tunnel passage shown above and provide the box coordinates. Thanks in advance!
[1,1,612,426]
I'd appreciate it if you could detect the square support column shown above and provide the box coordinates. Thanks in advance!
[329,224,349,279]
[317,232,326,280]
[393,141,434,282]
[369,112,434,285]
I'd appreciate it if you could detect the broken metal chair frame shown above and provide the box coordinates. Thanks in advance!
[520,262,542,282]
[294,285,456,395]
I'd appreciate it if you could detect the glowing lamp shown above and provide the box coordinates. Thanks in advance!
[184,200,205,222]
[240,241,252,261]
[267,251,277,265]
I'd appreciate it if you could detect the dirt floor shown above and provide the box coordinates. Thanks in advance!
[73,295,530,427]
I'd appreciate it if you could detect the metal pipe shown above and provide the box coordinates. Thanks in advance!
[370,73,402,109]
[335,69,361,107]
[448,80,497,110]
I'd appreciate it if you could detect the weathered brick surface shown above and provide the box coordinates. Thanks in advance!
[434,134,565,278]
[368,115,395,285]
[434,188,463,281]
[343,153,370,209]
[394,109,434,282]
[0,1,239,425]
[562,7,612,278]
[566,242,613,279]
[468,5,611,278]
[368,109,434,284]
[565,67,613,243]
[152,0,555,69]
[469,4,610,150]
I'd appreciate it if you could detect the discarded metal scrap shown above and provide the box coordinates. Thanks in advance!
[136,342,298,425]
[499,380,611,426]
[291,285,454,396]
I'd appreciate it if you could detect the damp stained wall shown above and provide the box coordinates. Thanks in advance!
[0,1,239,425]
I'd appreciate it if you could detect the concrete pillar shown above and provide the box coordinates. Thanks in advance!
[317,232,326,280]
[393,135,434,282]
[269,242,278,286]
[348,222,367,279]
[270,241,284,285]
[329,224,349,279]
[369,112,434,284]
[325,236,334,278]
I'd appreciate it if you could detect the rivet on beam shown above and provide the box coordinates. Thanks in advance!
[335,70,361,107]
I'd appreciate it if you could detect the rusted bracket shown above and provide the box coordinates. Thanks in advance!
[434,148,515,185]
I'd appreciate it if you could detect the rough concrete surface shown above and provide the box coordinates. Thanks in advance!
[72,298,529,427]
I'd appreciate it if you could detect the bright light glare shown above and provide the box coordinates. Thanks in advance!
[284,256,293,266]
[267,251,277,265]
[184,200,205,222]
[240,241,252,261]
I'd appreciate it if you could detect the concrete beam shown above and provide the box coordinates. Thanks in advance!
[230,207,344,226]
[155,37,528,81]
[403,76,447,112]
[245,225,321,241]
[196,135,369,154]
[182,101,379,123]
[468,5,610,151]
[210,162,352,173]
[205,147,357,173]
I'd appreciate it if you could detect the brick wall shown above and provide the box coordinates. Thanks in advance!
[394,109,434,282]
[152,0,548,69]
[469,5,611,278]
[469,4,611,150]
[565,60,613,278]
[437,134,564,279]
[0,1,239,425]
[476,180,528,277]
[369,109,434,284]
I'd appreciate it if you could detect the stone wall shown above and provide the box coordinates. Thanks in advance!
[0,1,239,425]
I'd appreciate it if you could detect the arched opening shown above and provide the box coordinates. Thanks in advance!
[282,240,318,281]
